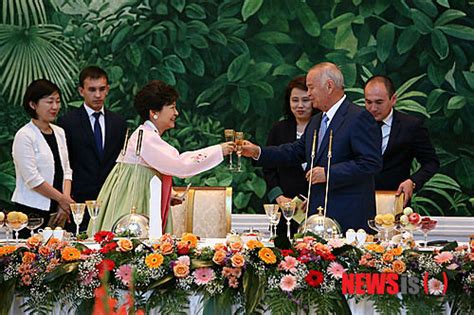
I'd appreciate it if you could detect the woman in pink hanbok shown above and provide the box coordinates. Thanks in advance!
[91,80,234,236]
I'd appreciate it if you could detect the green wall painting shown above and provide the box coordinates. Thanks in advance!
[0,0,473,216]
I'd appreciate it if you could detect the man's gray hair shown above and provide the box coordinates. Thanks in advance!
[309,62,345,89]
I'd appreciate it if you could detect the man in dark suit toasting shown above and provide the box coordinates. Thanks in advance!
[364,75,439,206]
[242,62,382,232]
[58,66,127,230]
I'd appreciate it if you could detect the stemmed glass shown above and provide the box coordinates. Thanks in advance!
[27,217,44,236]
[281,202,296,241]
[270,212,281,238]
[224,129,235,169]
[420,217,437,248]
[263,204,279,239]
[234,132,244,172]
[70,203,86,238]
[367,219,395,242]
[6,216,28,244]
[86,200,101,238]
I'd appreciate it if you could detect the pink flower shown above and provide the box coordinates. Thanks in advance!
[178,255,190,266]
[228,276,239,288]
[434,252,453,264]
[327,238,345,249]
[278,256,298,274]
[194,268,215,285]
[327,261,346,279]
[81,270,97,286]
[115,264,133,286]
[446,263,459,270]
[428,278,444,295]
[280,274,297,292]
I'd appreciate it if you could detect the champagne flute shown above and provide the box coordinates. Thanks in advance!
[224,129,235,169]
[234,131,244,172]
[27,217,44,236]
[263,204,279,239]
[70,203,86,238]
[281,202,296,241]
[86,200,101,238]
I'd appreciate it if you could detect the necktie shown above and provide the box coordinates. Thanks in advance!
[378,121,384,127]
[317,114,328,151]
[92,112,104,158]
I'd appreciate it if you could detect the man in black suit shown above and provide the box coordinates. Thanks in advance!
[364,75,439,206]
[58,66,127,231]
[243,62,382,233]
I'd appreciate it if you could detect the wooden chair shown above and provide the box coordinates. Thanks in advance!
[375,190,404,216]
[171,186,232,238]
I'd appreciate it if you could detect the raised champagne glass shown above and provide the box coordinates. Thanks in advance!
[263,204,279,239]
[234,131,244,172]
[70,203,86,238]
[224,129,235,169]
[281,202,296,241]
[86,200,101,238]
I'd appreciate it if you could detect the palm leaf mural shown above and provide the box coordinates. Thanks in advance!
[0,0,77,106]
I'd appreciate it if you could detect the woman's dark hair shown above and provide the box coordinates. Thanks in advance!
[134,80,179,121]
[23,79,61,119]
[283,76,308,119]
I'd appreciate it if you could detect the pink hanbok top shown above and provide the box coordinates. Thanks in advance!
[119,120,223,228]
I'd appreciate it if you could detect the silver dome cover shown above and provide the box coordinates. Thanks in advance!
[298,214,342,238]
[112,211,149,238]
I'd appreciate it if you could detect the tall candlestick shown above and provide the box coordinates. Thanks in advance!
[323,130,333,220]
[304,130,318,235]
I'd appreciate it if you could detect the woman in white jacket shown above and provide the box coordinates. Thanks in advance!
[12,79,75,236]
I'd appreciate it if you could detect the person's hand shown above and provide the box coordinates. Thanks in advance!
[305,167,326,184]
[58,194,74,215]
[241,140,260,159]
[275,195,292,208]
[53,207,70,225]
[170,190,185,206]
[396,179,414,207]
[220,141,235,156]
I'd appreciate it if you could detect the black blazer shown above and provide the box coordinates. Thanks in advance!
[57,105,127,202]
[375,110,439,191]
[257,98,382,232]
[263,119,308,202]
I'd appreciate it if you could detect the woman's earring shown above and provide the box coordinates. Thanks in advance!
[153,114,158,120]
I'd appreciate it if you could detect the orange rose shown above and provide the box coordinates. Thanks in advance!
[145,253,164,268]
[61,247,81,261]
[26,235,42,248]
[246,239,264,250]
[389,247,403,256]
[117,238,133,252]
[214,243,227,251]
[229,241,243,252]
[22,252,36,264]
[0,245,16,256]
[159,242,174,255]
[213,250,227,265]
[173,262,190,278]
[258,248,277,264]
[181,233,198,248]
[231,253,245,268]
[295,242,309,251]
[374,245,385,253]
[38,246,51,257]
[392,260,406,274]
[382,252,394,263]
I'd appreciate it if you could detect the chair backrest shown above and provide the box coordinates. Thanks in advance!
[375,190,404,216]
[171,186,232,238]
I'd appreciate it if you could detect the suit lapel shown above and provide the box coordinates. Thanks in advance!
[316,100,349,164]
[80,105,101,160]
[385,110,401,155]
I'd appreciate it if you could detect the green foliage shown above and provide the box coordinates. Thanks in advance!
[0,0,473,215]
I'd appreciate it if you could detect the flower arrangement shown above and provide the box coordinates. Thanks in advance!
[0,232,472,315]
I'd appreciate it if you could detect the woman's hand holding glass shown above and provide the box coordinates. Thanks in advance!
[220,141,236,156]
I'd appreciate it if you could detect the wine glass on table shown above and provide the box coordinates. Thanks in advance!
[420,217,437,248]
[234,132,244,172]
[27,217,44,236]
[281,202,296,241]
[86,200,101,238]
[70,203,86,238]
[5,212,28,244]
[263,204,279,239]
[224,129,235,170]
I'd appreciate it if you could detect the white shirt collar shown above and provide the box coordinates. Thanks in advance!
[84,103,105,116]
[324,94,346,122]
[381,108,394,127]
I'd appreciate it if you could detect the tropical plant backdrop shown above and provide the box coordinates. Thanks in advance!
[0,0,473,216]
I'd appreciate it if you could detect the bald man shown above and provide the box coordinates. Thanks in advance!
[243,62,382,233]
[364,75,439,206]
